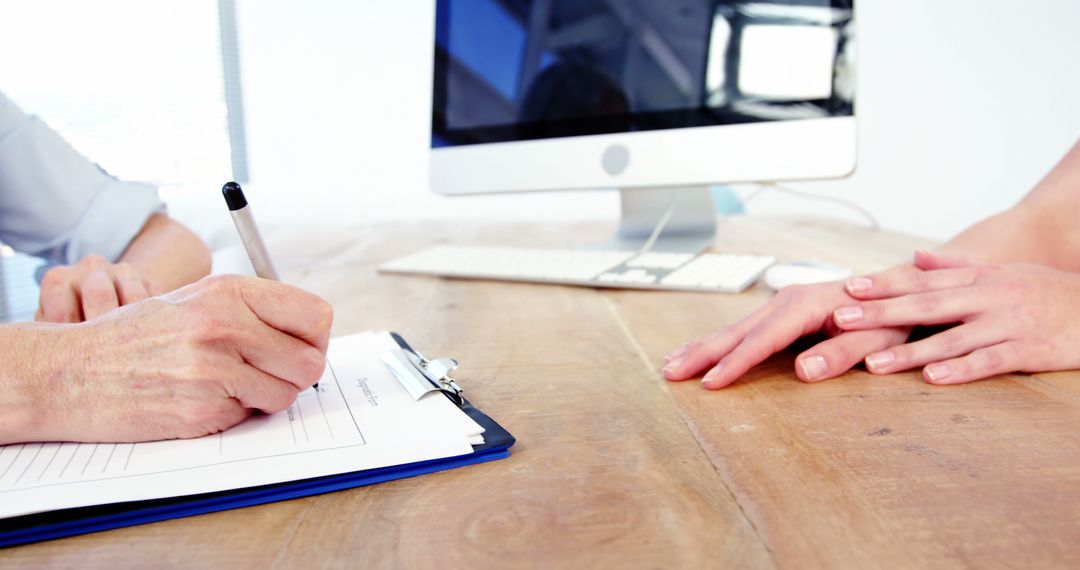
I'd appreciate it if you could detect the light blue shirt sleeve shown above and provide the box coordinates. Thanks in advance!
[0,91,165,265]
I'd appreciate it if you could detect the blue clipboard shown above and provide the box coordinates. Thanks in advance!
[0,334,515,548]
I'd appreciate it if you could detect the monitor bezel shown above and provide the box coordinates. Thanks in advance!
[430,0,857,196]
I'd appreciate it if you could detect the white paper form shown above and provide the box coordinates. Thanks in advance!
[0,332,482,519]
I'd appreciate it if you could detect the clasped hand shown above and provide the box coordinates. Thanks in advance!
[664,251,1080,388]
[36,254,157,323]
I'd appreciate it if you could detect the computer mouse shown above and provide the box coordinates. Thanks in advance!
[762,260,852,290]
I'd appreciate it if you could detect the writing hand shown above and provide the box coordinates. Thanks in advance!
[663,266,915,389]
[36,254,159,322]
[16,275,333,444]
[835,251,1080,384]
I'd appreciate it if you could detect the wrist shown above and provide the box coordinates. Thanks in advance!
[0,324,49,443]
[0,323,80,444]
[940,204,1055,267]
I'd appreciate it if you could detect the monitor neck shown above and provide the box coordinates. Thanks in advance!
[609,186,718,254]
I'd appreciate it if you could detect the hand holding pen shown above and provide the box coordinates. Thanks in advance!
[223,181,324,390]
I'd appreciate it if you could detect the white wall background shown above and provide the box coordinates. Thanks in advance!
[171,0,1080,245]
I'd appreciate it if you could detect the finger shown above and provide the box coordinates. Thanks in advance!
[72,254,109,284]
[80,268,122,320]
[112,263,150,305]
[210,277,334,353]
[863,321,1006,375]
[38,268,81,323]
[833,290,979,331]
[65,255,106,318]
[699,309,826,389]
[914,250,976,271]
[143,275,162,297]
[793,327,911,383]
[236,327,327,390]
[844,267,978,300]
[664,343,688,365]
[664,306,775,381]
[225,365,302,414]
[921,341,1020,385]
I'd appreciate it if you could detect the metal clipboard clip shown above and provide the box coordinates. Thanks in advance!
[381,346,464,406]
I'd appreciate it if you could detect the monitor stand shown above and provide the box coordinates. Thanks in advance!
[604,186,717,254]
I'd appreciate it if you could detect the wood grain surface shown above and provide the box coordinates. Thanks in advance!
[3,217,1078,569]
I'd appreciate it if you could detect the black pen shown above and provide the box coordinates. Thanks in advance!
[222,182,319,390]
[222,181,279,280]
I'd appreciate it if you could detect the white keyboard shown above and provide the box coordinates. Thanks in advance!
[379,245,775,293]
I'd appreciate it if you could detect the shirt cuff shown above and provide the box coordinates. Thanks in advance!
[64,179,166,265]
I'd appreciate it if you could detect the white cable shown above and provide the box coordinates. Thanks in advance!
[637,199,678,254]
[742,182,880,231]
[637,183,877,253]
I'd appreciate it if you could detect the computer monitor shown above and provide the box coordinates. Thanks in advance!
[430,0,855,252]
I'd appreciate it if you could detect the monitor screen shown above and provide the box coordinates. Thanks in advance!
[432,0,854,148]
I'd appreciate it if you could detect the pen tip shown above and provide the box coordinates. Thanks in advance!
[221,181,248,211]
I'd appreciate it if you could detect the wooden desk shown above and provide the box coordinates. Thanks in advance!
[5,218,1080,568]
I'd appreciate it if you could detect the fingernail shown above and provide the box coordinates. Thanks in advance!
[925,363,952,382]
[701,365,723,385]
[663,357,685,374]
[833,306,864,325]
[798,355,828,381]
[846,276,872,294]
[664,344,689,363]
[865,351,895,371]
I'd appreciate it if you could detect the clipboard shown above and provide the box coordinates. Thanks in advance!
[0,333,515,548]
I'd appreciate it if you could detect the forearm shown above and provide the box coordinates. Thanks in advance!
[119,214,211,294]
[939,203,1060,266]
[941,139,1080,270]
